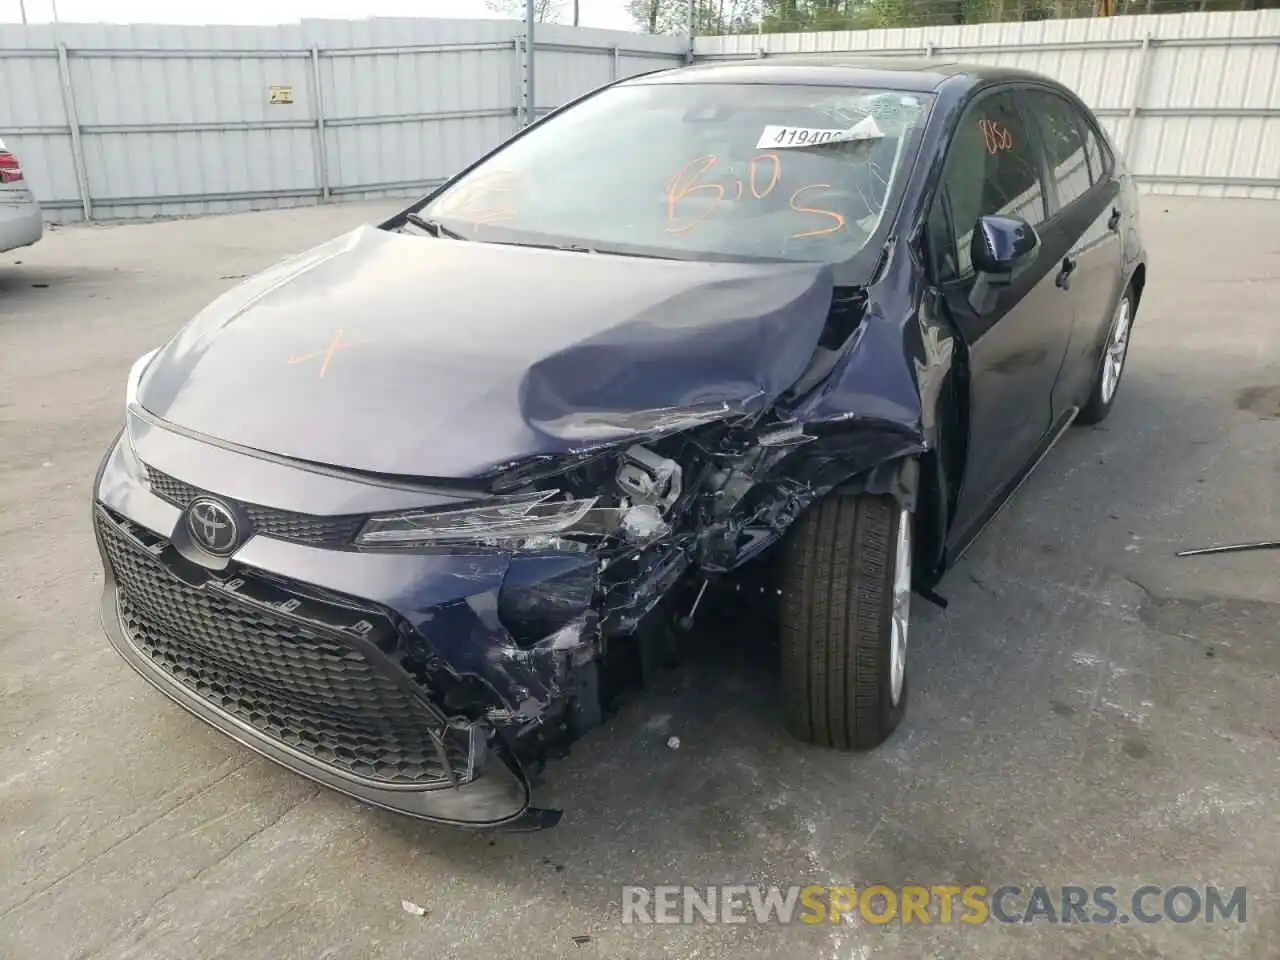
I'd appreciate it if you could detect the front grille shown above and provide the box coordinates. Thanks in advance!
[145,466,365,547]
[98,508,468,786]
[145,469,200,505]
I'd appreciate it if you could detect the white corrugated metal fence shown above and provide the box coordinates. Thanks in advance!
[0,17,686,223]
[697,10,1280,200]
[1,11,1276,223]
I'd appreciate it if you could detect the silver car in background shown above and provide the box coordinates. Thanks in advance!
[0,137,43,253]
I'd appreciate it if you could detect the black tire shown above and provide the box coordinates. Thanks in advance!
[1076,288,1135,426]
[779,492,909,751]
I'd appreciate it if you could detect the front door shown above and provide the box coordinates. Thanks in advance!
[1018,87,1126,416]
[924,88,1077,546]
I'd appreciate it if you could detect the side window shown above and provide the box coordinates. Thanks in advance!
[934,90,1046,280]
[1083,123,1109,185]
[926,188,959,282]
[1023,90,1092,210]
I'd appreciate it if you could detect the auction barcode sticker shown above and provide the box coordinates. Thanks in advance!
[756,126,846,148]
[756,115,885,150]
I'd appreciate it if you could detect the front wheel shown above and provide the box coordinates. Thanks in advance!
[1076,289,1134,426]
[779,493,911,751]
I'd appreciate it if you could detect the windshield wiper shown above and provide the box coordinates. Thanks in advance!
[485,239,598,254]
[403,212,467,240]
[488,239,690,260]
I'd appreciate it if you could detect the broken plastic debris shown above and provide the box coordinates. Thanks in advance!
[401,900,428,917]
[617,445,682,510]
[534,619,590,651]
[667,736,681,750]
[531,400,739,443]
[757,421,813,447]
[620,503,670,543]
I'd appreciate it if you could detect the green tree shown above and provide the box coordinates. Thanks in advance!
[485,0,566,23]
[633,0,1280,36]
[627,0,688,32]
[630,0,763,35]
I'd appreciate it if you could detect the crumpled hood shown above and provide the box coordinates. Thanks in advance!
[138,225,836,478]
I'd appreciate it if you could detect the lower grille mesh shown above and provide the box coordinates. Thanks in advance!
[98,510,466,786]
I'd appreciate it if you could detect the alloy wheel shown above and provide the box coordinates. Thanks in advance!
[889,506,911,707]
[1100,297,1132,405]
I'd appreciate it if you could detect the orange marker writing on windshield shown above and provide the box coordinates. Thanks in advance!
[750,153,780,199]
[666,155,724,234]
[789,184,846,239]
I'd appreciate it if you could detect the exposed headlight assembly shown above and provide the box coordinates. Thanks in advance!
[357,491,614,548]
[360,436,706,550]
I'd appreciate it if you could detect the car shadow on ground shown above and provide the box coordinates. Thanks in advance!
[0,263,118,299]
[0,264,153,341]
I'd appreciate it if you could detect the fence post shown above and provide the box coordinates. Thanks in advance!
[611,44,620,82]
[512,37,524,126]
[523,0,537,126]
[1124,32,1154,163]
[686,0,696,65]
[310,45,331,202]
[54,41,92,221]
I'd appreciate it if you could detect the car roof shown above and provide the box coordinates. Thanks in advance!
[625,57,1052,95]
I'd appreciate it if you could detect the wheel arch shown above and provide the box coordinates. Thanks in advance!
[1129,261,1146,313]
[831,443,952,591]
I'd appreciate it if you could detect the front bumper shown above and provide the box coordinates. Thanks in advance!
[0,198,42,253]
[92,420,604,828]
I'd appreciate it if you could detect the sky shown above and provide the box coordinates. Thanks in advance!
[1,0,638,31]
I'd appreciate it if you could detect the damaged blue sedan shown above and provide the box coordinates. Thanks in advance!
[94,58,1147,828]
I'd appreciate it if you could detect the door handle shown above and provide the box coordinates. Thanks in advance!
[1055,256,1076,290]
[1107,207,1121,232]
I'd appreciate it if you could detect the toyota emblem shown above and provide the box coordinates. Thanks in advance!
[186,498,240,556]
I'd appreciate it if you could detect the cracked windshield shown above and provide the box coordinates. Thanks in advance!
[422,82,933,262]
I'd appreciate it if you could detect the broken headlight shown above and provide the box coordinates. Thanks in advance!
[357,491,608,548]
[358,439,699,551]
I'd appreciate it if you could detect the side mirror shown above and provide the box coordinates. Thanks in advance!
[971,215,1039,282]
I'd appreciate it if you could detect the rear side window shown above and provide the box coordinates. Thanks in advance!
[1083,124,1109,184]
[932,90,1047,280]
[1023,90,1093,209]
